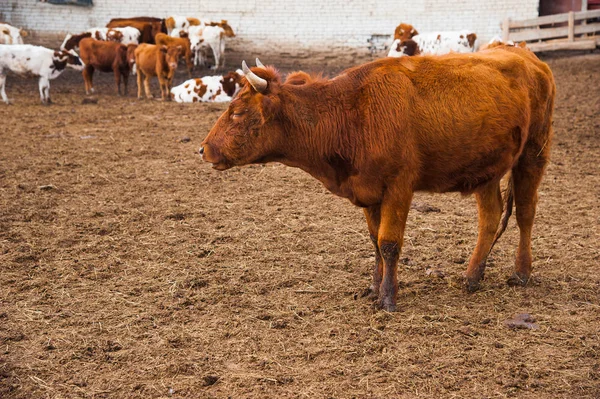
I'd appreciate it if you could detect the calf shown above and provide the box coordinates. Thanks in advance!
[0,23,28,44]
[79,38,135,96]
[188,20,235,69]
[134,43,182,100]
[388,30,478,57]
[154,32,193,77]
[393,23,418,41]
[0,44,83,104]
[170,70,243,103]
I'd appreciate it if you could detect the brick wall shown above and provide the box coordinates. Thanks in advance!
[0,0,539,67]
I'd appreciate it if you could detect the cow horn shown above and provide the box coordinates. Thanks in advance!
[242,60,267,93]
[255,58,265,69]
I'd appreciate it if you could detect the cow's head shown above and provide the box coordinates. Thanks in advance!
[200,59,285,170]
[126,44,138,71]
[188,26,205,51]
[161,45,183,72]
[53,49,84,71]
[107,29,124,43]
[220,70,244,97]
[218,20,235,37]
[394,23,418,41]
[396,39,420,56]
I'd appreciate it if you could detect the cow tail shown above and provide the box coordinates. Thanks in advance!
[488,173,514,256]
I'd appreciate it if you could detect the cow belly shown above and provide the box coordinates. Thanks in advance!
[417,137,521,194]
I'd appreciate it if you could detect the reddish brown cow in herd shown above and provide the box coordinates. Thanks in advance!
[106,17,166,44]
[134,43,183,100]
[79,38,137,95]
[200,46,556,312]
[154,32,193,77]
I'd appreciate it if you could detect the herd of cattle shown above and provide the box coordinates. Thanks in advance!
[0,18,515,105]
[0,16,240,104]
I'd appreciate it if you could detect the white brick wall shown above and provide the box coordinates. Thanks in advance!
[0,0,539,55]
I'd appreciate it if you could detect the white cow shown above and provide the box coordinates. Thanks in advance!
[388,30,478,57]
[188,20,235,70]
[170,70,243,103]
[0,44,84,104]
[0,23,27,45]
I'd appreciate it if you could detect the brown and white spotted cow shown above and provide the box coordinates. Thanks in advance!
[170,70,243,102]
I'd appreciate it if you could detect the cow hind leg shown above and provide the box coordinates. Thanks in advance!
[83,65,95,95]
[464,181,503,292]
[363,206,382,299]
[114,68,121,96]
[507,145,550,287]
[136,70,143,99]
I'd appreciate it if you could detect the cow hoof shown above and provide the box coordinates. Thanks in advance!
[360,286,378,300]
[507,272,529,287]
[378,297,397,312]
[464,278,481,293]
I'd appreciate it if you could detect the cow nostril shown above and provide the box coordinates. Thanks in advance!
[199,146,204,155]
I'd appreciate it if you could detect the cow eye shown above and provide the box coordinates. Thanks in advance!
[232,109,246,118]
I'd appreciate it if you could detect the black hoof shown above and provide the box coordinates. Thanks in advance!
[507,272,529,287]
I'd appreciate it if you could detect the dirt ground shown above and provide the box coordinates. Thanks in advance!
[1,46,599,399]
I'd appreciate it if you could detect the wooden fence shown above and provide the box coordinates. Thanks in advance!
[502,9,600,52]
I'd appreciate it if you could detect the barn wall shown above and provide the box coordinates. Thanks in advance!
[0,0,539,58]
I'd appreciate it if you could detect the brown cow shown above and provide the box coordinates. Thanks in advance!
[394,22,419,41]
[106,17,166,44]
[200,49,556,312]
[79,38,135,95]
[134,43,182,100]
[154,32,193,77]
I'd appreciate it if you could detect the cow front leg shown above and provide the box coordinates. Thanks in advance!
[38,77,51,104]
[114,68,122,96]
[464,181,503,292]
[363,206,382,298]
[0,74,9,104]
[123,73,129,96]
[377,191,412,312]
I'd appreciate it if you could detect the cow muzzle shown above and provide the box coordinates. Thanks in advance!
[199,144,230,170]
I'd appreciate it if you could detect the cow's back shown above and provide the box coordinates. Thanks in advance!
[80,38,126,71]
[0,44,51,76]
[134,43,160,76]
[336,47,554,193]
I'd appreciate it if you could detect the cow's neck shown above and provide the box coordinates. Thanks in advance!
[276,88,362,203]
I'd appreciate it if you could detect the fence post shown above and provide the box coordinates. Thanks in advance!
[502,18,510,42]
[568,11,575,42]
[582,0,588,37]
